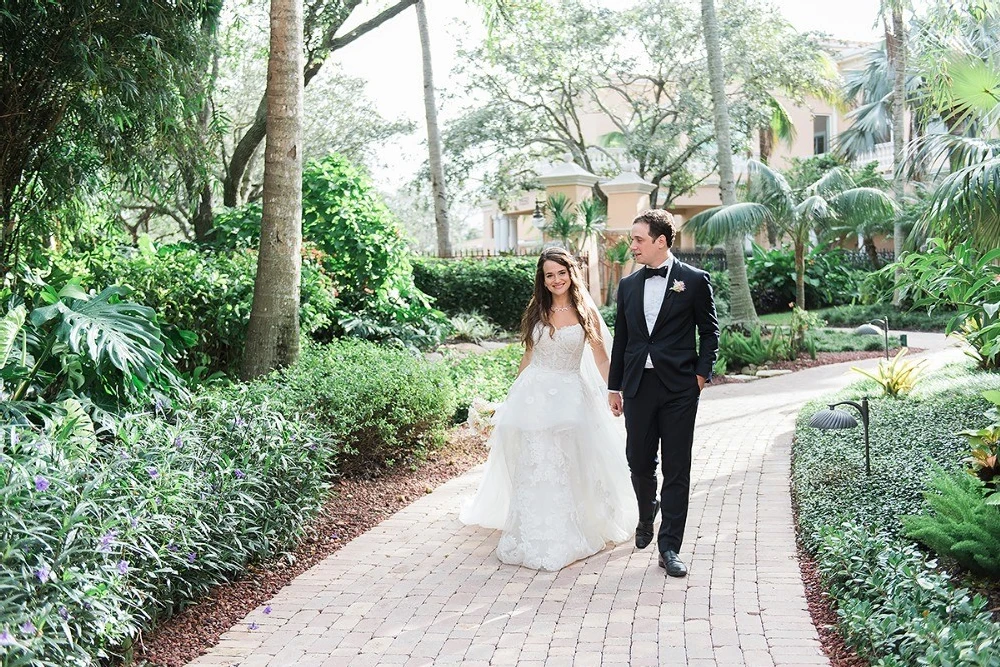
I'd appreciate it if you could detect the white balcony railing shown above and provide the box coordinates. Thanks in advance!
[852,141,893,173]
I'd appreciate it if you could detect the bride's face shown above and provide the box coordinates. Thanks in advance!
[542,260,572,298]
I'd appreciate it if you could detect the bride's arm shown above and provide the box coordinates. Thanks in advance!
[590,336,611,386]
[516,347,533,377]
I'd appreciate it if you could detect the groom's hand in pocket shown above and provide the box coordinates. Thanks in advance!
[608,391,623,417]
[697,375,706,392]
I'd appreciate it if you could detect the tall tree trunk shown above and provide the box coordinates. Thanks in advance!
[701,0,758,325]
[794,238,806,309]
[863,236,882,269]
[242,0,304,380]
[889,4,907,304]
[416,0,451,256]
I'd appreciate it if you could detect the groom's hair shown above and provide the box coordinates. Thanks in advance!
[633,209,676,248]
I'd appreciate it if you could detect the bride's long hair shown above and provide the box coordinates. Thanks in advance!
[520,247,603,352]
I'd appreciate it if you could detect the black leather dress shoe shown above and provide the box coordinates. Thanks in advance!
[635,500,658,549]
[658,550,688,577]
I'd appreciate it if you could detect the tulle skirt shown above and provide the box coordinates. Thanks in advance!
[459,365,638,571]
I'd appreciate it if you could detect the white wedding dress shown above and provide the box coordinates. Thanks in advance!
[460,322,638,571]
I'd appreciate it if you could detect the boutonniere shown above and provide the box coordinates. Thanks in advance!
[670,280,686,293]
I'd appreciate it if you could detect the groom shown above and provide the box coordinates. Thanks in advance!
[608,209,719,577]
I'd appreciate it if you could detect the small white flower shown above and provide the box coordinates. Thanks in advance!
[670,280,686,293]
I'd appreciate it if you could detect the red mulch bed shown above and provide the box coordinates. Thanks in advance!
[135,426,489,667]
[796,542,868,667]
[711,347,919,385]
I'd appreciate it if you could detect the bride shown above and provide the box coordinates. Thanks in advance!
[460,247,638,571]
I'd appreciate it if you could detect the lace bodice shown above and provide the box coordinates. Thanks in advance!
[531,323,586,373]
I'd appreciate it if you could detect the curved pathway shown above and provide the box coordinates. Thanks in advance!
[188,332,958,667]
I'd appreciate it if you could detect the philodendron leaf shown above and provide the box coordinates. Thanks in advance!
[0,304,27,368]
[54,287,165,381]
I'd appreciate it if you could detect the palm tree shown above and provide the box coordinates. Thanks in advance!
[243,0,304,379]
[686,160,897,309]
[700,0,758,325]
[416,0,452,256]
[919,56,1000,249]
[758,95,796,247]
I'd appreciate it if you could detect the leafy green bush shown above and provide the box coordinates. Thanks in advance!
[411,256,536,331]
[56,241,339,374]
[816,522,1000,666]
[903,468,1000,577]
[746,244,867,314]
[717,325,788,370]
[262,339,457,477]
[0,392,330,665]
[444,344,522,423]
[708,269,731,322]
[215,154,448,350]
[892,239,1000,368]
[0,278,183,425]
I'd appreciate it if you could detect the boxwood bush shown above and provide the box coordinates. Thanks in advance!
[820,303,954,333]
[746,245,867,314]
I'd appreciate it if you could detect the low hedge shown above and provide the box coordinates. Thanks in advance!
[412,256,536,331]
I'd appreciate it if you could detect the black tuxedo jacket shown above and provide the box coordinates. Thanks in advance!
[608,260,720,399]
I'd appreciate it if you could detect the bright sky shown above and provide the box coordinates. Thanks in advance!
[332,0,889,189]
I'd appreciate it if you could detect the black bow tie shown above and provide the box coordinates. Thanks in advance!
[644,265,669,280]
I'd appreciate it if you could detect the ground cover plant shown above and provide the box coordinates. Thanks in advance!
[794,362,1000,664]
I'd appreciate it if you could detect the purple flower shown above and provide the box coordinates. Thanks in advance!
[117,560,129,575]
[233,416,247,428]
[118,449,129,460]
[187,552,197,564]
[0,630,12,646]
[154,398,164,413]
[97,530,118,554]
[167,542,179,553]
[263,605,272,615]
[234,469,245,480]
[146,467,159,479]
[34,566,50,583]
[10,430,19,446]
[19,621,35,635]
[247,622,259,631]
[33,476,49,492]
[173,436,183,450]
[130,516,139,529]
[57,607,68,621]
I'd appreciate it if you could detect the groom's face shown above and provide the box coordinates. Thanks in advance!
[630,222,668,267]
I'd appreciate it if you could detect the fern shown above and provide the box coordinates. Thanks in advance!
[903,468,1000,577]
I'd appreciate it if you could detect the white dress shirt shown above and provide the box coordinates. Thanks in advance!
[643,257,673,368]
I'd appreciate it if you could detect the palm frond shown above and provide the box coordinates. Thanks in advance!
[828,187,899,225]
[795,195,835,224]
[685,203,773,246]
[810,167,857,197]
[927,155,1000,248]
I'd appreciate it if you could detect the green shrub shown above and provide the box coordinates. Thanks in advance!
[708,269,730,322]
[444,344,522,422]
[816,522,1000,666]
[263,339,457,477]
[0,393,330,665]
[56,242,338,374]
[903,468,1000,577]
[411,256,536,331]
[746,245,867,314]
[214,154,448,350]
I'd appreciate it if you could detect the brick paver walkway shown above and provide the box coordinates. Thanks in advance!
[189,333,957,667]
